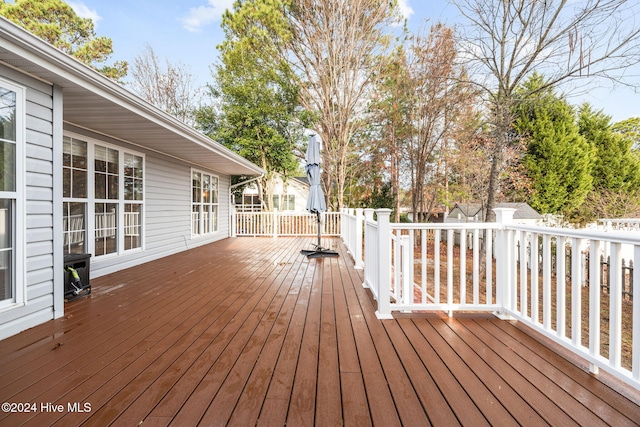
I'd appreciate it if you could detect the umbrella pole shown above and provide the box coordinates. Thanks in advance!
[300,211,339,258]
[316,211,322,249]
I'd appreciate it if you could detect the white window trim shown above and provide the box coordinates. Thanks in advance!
[191,168,220,237]
[63,132,145,258]
[0,77,25,311]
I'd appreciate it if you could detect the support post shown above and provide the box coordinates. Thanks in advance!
[355,208,364,269]
[376,209,393,319]
[273,209,279,238]
[362,209,375,289]
[230,207,237,238]
[494,208,516,319]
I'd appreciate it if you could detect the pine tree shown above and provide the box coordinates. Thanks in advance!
[578,104,640,192]
[0,0,127,80]
[197,0,312,211]
[514,74,594,216]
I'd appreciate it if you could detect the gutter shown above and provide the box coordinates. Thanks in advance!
[229,174,264,190]
[229,173,265,206]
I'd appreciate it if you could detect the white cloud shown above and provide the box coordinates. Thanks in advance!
[67,2,101,26]
[398,0,414,20]
[181,0,234,33]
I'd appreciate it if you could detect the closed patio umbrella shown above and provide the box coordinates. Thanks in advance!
[301,135,338,258]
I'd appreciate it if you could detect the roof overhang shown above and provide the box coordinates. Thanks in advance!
[0,17,263,177]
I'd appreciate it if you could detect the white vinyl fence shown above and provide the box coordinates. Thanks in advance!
[232,210,340,237]
[340,207,640,391]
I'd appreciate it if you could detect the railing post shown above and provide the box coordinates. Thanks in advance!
[363,209,375,290]
[494,208,516,319]
[273,209,279,238]
[376,209,393,319]
[230,207,237,237]
[355,208,364,269]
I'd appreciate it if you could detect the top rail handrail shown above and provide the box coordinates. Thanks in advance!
[509,223,640,246]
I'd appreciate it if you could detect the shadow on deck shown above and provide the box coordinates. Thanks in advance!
[1,237,639,426]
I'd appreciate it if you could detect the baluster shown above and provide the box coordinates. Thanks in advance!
[589,240,602,374]
[571,238,582,347]
[473,228,480,305]
[460,229,466,306]
[434,229,441,305]
[557,236,566,338]
[633,246,640,380]
[609,243,623,369]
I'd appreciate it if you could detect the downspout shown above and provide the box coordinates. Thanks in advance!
[229,174,265,237]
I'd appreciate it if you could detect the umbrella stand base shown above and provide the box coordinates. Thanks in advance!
[300,246,339,258]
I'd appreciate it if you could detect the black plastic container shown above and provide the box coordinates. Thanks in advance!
[64,253,91,300]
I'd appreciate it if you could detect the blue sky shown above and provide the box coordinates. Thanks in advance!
[69,0,638,122]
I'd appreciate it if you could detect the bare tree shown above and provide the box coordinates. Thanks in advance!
[404,24,475,222]
[453,0,640,220]
[368,42,413,221]
[282,0,400,210]
[129,43,203,126]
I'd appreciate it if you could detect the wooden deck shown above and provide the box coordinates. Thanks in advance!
[1,237,640,426]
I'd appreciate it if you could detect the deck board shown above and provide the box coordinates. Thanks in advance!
[1,237,639,426]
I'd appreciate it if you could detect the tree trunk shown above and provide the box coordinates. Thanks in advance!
[485,102,509,222]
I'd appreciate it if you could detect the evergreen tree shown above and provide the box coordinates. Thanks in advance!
[513,74,594,216]
[196,0,312,211]
[576,106,640,220]
[0,0,127,80]
[612,117,640,149]
[578,104,640,192]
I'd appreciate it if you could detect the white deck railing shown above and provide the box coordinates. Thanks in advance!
[342,207,640,391]
[231,210,341,237]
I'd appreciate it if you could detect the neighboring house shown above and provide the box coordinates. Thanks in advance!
[0,18,263,340]
[446,202,542,225]
[235,174,309,212]
[406,206,448,223]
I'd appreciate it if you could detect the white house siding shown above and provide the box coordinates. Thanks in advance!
[291,181,309,212]
[0,65,56,340]
[64,125,233,279]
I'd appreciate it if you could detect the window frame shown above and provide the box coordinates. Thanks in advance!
[0,78,25,311]
[63,132,145,259]
[62,136,88,255]
[191,169,219,237]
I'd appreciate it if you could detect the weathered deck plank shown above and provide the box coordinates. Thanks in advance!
[0,236,639,426]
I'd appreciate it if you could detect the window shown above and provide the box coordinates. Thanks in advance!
[272,194,295,211]
[94,144,118,256]
[63,202,86,254]
[0,80,24,308]
[0,200,14,305]
[191,170,218,236]
[63,135,144,257]
[63,137,87,254]
[283,194,295,211]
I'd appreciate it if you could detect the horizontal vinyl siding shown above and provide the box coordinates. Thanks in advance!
[0,64,55,340]
[218,175,230,237]
[144,154,191,249]
[65,125,234,278]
